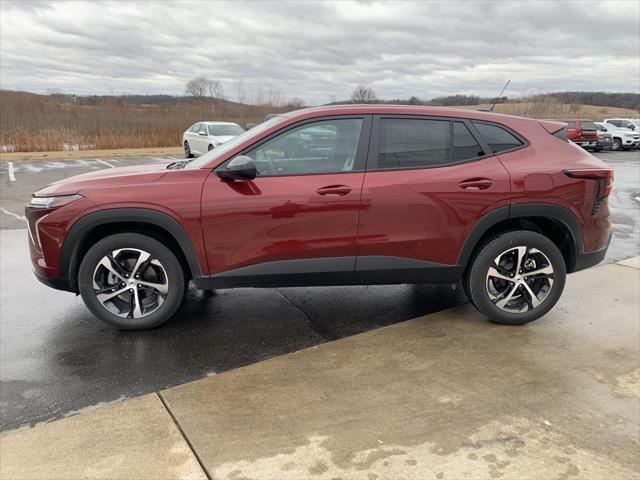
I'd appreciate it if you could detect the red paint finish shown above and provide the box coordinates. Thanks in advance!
[357,157,510,265]
[26,104,613,288]
[201,172,364,274]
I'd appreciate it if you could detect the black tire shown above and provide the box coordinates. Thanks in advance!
[611,138,622,151]
[208,144,214,151]
[593,147,602,152]
[78,233,185,330]
[184,141,194,158]
[464,230,566,325]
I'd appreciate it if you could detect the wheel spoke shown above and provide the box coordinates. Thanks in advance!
[128,288,143,318]
[131,251,151,277]
[97,285,130,303]
[495,284,519,309]
[522,282,542,308]
[488,265,513,282]
[525,265,554,277]
[514,246,528,273]
[137,279,168,294]
[98,256,126,282]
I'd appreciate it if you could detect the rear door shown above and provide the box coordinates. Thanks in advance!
[355,115,511,282]
[201,116,372,284]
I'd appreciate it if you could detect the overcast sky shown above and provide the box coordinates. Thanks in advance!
[1,0,638,104]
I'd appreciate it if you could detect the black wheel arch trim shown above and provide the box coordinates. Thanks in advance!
[457,203,585,270]
[60,208,203,291]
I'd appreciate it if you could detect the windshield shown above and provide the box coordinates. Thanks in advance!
[208,124,244,136]
[185,116,288,169]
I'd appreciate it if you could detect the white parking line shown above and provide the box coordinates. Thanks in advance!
[0,207,26,222]
[94,159,115,168]
[7,161,16,182]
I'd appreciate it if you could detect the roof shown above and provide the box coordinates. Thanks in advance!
[200,121,241,125]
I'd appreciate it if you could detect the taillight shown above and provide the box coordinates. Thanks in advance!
[564,169,614,215]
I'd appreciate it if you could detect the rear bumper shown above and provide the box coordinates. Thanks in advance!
[33,270,73,292]
[573,231,611,272]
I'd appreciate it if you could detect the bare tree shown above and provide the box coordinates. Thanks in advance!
[351,85,377,104]
[208,80,225,100]
[185,77,211,99]
[234,79,247,104]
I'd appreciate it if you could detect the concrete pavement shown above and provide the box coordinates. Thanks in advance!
[1,257,638,480]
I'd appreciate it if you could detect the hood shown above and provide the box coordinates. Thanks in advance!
[35,162,170,196]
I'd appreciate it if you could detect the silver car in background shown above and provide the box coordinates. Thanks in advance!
[182,121,244,157]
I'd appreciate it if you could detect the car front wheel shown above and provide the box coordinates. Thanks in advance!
[78,233,186,330]
[611,139,622,151]
[184,141,194,158]
[465,230,566,325]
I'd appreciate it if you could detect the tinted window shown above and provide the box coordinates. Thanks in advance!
[379,119,450,169]
[452,122,484,161]
[208,124,244,136]
[565,121,576,128]
[246,118,363,177]
[581,121,596,130]
[473,122,523,153]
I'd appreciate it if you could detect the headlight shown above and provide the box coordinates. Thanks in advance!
[29,194,83,209]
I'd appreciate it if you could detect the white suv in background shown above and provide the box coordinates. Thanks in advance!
[603,118,640,131]
[183,122,244,157]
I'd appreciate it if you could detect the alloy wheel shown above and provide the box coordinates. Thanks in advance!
[486,246,554,313]
[92,248,169,319]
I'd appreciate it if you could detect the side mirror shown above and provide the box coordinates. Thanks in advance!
[217,155,257,181]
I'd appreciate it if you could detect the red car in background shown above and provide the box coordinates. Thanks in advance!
[26,105,613,330]
[560,119,599,150]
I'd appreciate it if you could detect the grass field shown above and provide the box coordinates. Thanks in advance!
[1,90,638,154]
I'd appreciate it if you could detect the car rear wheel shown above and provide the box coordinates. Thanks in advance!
[78,233,186,330]
[611,138,622,151]
[465,230,566,325]
[184,141,194,158]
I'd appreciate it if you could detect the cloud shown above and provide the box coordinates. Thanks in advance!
[1,0,638,104]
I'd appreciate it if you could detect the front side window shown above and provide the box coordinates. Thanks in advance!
[198,124,208,134]
[473,122,523,153]
[246,118,363,177]
[379,118,450,169]
[452,122,484,161]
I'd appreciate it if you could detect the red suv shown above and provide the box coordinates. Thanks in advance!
[561,119,598,150]
[26,106,613,329]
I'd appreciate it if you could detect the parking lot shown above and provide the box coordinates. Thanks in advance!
[0,150,638,434]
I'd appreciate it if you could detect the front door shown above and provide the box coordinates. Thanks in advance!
[201,116,371,286]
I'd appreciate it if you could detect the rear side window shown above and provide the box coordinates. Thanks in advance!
[452,122,484,161]
[565,121,576,128]
[581,121,596,130]
[379,119,450,169]
[473,122,523,153]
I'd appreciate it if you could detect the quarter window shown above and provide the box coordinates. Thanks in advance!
[452,122,484,161]
[246,118,363,177]
[379,119,450,169]
[473,122,523,153]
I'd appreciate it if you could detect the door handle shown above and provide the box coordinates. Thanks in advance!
[459,178,494,190]
[316,185,352,196]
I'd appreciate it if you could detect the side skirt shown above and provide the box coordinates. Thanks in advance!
[192,256,464,289]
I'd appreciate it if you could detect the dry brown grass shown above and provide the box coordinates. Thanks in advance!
[0,91,292,152]
[453,99,639,120]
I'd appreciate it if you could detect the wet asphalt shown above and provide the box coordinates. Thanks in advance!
[0,150,638,433]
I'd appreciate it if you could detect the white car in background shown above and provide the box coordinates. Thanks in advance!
[603,118,640,132]
[182,121,244,157]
